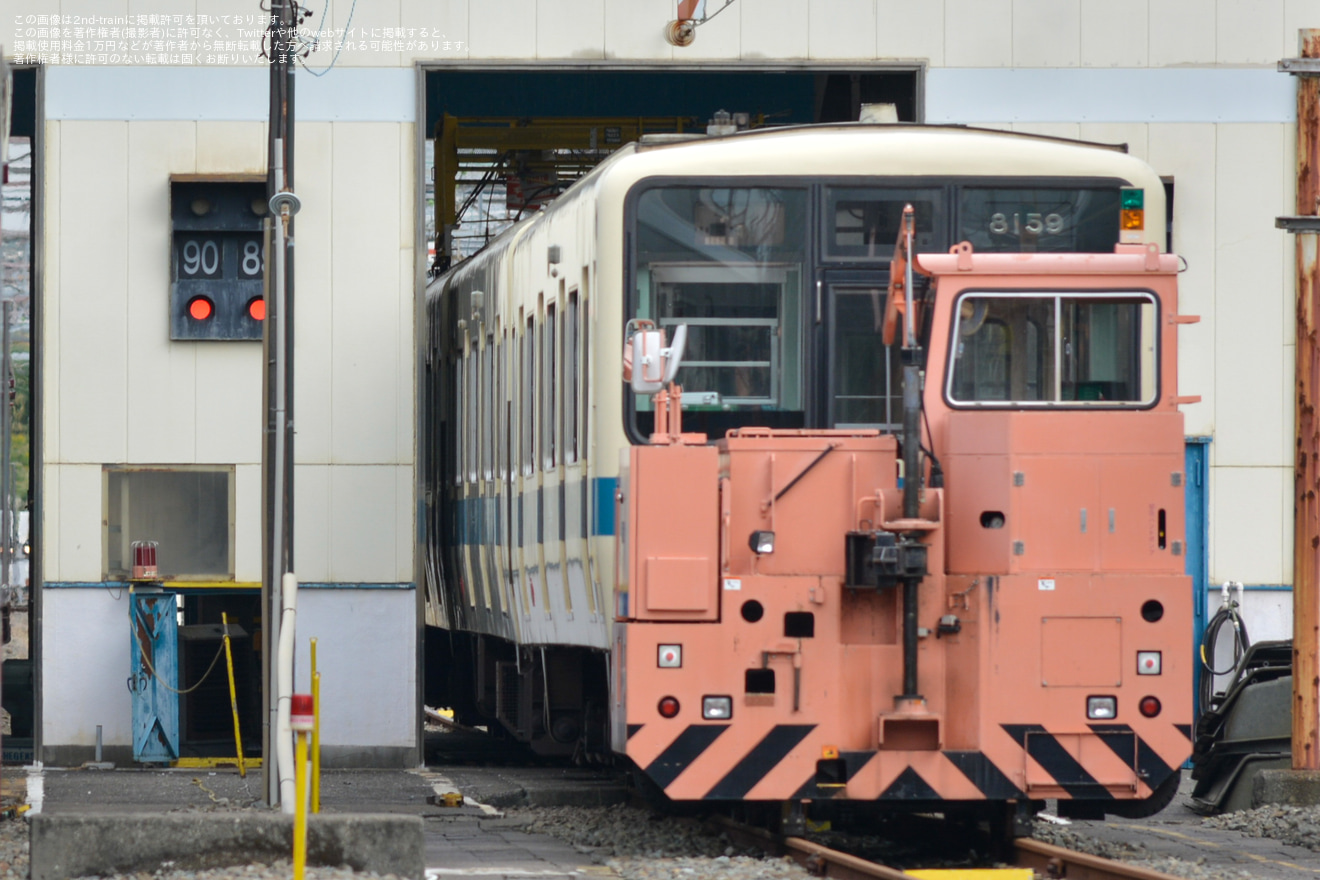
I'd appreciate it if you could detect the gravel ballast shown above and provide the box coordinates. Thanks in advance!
[508,804,812,880]
[1203,803,1320,851]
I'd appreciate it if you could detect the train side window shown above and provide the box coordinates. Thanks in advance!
[523,317,535,475]
[545,303,557,469]
[580,279,590,461]
[467,344,479,482]
[496,332,507,479]
[565,290,579,464]
[454,358,464,486]
[481,339,493,481]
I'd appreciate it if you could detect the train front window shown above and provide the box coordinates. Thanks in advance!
[948,292,1157,407]
[631,186,807,439]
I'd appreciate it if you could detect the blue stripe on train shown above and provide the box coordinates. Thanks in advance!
[593,477,617,537]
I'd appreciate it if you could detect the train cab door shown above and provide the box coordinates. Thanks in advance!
[823,274,903,431]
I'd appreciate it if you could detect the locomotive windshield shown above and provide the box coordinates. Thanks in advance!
[631,185,808,437]
[947,292,1157,406]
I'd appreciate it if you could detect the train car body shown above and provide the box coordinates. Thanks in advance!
[422,124,1191,819]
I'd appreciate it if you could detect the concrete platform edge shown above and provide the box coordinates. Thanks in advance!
[1253,768,1320,808]
[30,812,424,880]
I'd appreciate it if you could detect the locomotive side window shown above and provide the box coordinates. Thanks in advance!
[948,292,1157,406]
[631,186,808,438]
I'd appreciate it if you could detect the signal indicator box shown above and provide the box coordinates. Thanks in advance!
[170,178,267,341]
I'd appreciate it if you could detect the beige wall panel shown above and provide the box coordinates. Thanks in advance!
[1077,123,1149,161]
[1079,0,1148,67]
[194,344,263,464]
[196,121,266,177]
[741,0,809,61]
[126,0,195,22]
[400,0,470,64]
[329,122,402,465]
[469,0,537,58]
[395,464,413,581]
[1009,121,1081,139]
[182,0,268,65]
[808,0,877,60]
[58,0,127,22]
[1148,123,1215,437]
[42,465,58,581]
[42,120,61,466]
[682,0,742,60]
[326,0,403,68]
[1214,124,1286,468]
[293,121,334,465]
[1211,466,1287,585]
[59,120,128,465]
[1217,0,1284,63]
[329,465,407,582]
[234,462,261,582]
[58,463,101,581]
[1149,0,1216,65]
[1282,126,1297,348]
[1012,0,1080,67]
[604,0,673,60]
[1285,0,1320,55]
[294,463,331,582]
[945,0,1012,66]
[399,122,416,250]
[876,0,944,65]
[537,0,605,59]
[126,121,197,464]
[397,248,416,466]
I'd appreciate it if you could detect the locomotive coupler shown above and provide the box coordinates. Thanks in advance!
[844,530,928,589]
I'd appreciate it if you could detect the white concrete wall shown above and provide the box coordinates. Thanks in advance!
[293,588,417,750]
[31,66,420,755]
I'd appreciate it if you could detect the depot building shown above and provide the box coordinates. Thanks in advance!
[0,0,1300,765]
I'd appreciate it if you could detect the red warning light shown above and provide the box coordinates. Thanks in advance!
[187,296,214,321]
[247,297,266,321]
[657,696,680,718]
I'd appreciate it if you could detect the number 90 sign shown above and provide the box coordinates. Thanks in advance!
[176,235,264,280]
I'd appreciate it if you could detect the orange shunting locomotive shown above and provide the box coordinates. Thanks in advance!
[614,206,1193,826]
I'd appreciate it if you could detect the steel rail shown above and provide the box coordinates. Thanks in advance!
[1013,837,1184,880]
[709,814,1185,880]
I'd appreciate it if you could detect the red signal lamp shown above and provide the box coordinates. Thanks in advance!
[187,296,214,321]
[657,696,680,718]
[247,297,266,321]
[1138,695,1162,718]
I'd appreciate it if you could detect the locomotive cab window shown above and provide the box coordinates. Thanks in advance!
[948,292,1157,406]
[630,185,807,439]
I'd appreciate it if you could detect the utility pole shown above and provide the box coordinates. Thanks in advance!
[262,0,298,808]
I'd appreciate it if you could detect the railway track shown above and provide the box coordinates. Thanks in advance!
[709,814,1187,880]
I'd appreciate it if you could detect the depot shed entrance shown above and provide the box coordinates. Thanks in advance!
[422,66,920,271]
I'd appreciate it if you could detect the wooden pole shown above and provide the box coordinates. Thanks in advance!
[1294,28,1320,772]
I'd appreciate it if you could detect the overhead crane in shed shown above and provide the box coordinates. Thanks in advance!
[432,113,763,269]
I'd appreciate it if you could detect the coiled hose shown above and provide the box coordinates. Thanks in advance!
[1199,580,1249,712]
